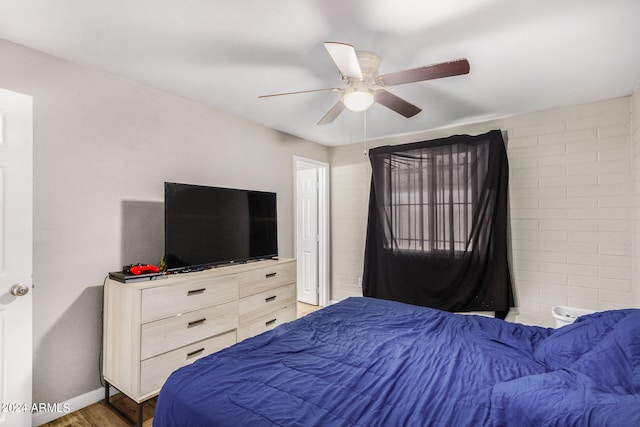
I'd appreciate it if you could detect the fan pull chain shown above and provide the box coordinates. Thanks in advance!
[363,109,368,157]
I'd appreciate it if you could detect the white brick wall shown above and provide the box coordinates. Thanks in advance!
[507,98,632,326]
[329,96,635,326]
[329,143,371,301]
[633,86,640,309]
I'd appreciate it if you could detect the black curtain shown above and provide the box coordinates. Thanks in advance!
[362,130,513,316]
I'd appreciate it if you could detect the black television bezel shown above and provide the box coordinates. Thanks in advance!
[163,182,278,271]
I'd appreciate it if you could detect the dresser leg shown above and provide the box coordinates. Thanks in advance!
[104,381,145,427]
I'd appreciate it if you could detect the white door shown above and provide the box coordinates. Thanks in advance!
[296,167,319,305]
[0,88,33,427]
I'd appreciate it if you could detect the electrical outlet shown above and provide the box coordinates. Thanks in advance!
[357,277,362,288]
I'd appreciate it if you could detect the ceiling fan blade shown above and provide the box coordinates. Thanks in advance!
[379,58,470,86]
[317,100,346,125]
[374,89,422,118]
[259,87,341,98]
[323,42,363,79]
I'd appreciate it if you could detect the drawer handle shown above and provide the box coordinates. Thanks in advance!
[265,295,277,302]
[186,348,204,359]
[265,318,277,326]
[265,272,277,278]
[188,318,207,328]
[187,288,206,296]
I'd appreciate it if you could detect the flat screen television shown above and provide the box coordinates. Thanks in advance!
[164,182,278,271]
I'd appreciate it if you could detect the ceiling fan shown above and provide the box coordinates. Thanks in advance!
[259,42,470,125]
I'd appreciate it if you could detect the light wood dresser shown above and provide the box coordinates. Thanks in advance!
[102,258,296,425]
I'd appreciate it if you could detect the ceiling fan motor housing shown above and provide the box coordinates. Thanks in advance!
[346,51,381,87]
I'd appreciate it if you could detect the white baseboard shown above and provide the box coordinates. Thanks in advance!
[31,385,118,426]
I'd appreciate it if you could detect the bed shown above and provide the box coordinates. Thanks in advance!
[153,297,640,426]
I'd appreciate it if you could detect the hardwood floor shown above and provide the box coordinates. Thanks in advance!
[41,393,156,427]
[41,301,322,426]
[297,301,321,317]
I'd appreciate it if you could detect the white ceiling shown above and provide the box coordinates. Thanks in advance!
[0,0,639,146]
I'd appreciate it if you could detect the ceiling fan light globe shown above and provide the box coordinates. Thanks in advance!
[343,90,375,112]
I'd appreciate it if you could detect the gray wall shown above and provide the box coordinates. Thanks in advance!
[0,38,329,404]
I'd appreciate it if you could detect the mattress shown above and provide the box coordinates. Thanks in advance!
[154,297,640,426]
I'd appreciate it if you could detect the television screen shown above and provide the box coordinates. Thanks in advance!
[164,182,278,271]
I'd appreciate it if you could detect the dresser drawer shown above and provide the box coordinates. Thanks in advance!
[238,262,295,298]
[239,283,295,324]
[141,275,238,323]
[141,301,237,360]
[140,330,236,396]
[237,305,296,342]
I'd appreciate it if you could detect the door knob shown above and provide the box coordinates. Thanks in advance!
[10,283,29,297]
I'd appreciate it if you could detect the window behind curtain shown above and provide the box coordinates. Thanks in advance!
[363,130,513,315]
[384,144,488,254]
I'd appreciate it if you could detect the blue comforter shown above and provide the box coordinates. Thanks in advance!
[154,297,640,426]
